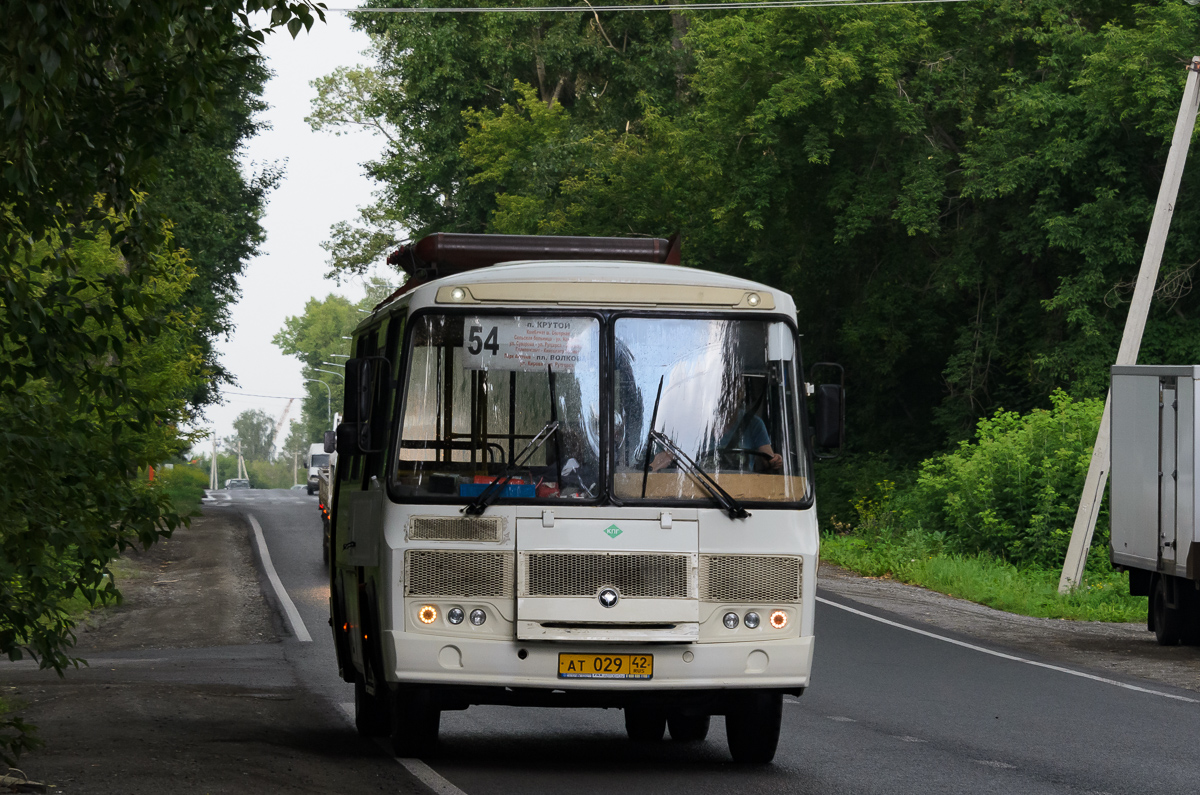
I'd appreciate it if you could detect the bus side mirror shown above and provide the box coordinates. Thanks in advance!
[323,430,336,454]
[808,362,845,458]
[344,356,391,454]
[814,384,845,450]
[336,422,361,457]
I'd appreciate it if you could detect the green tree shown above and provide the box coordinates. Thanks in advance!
[0,0,323,763]
[224,409,278,462]
[0,213,208,762]
[145,43,283,406]
[453,1,1200,459]
[310,0,690,277]
[273,276,398,444]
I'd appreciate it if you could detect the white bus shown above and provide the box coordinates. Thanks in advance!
[326,233,843,764]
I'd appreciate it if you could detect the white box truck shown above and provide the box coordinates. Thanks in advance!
[306,442,331,495]
[1111,365,1200,645]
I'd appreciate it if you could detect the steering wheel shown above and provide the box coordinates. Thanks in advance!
[718,447,773,470]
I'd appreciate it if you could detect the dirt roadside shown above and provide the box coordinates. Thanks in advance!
[0,511,424,795]
[4,509,1200,792]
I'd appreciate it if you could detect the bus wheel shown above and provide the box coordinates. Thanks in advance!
[668,713,710,742]
[624,707,666,742]
[354,678,391,737]
[391,690,440,756]
[1153,577,1184,646]
[725,691,782,764]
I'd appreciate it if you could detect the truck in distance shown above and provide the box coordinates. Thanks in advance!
[326,232,844,763]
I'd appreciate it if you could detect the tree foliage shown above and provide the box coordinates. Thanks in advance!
[0,0,324,763]
[309,0,690,276]
[905,390,1107,571]
[0,213,208,763]
[273,277,397,446]
[323,0,1200,461]
[224,409,278,462]
[145,44,283,406]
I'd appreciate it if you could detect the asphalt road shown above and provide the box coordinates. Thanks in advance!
[219,488,1200,795]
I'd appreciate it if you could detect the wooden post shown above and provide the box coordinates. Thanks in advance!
[1058,56,1200,593]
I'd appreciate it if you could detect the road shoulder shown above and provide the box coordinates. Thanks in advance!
[818,562,1200,694]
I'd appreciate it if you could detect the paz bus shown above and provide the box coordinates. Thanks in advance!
[325,232,844,764]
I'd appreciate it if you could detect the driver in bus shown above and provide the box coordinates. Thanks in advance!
[650,379,784,472]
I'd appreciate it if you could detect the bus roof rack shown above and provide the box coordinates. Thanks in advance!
[386,232,681,281]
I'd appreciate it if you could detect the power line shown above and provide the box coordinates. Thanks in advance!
[225,390,308,400]
[330,0,974,13]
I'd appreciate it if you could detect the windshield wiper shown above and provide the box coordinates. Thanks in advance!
[641,375,665,499]
[646,430,750,520]
[462,420,559,516]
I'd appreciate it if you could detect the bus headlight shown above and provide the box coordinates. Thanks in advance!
[769,610,788,629]
[418,605,438,624]
[470,609,487,626]
[744,612,760,629]
[723,612,740,629]
[447,607,464,625]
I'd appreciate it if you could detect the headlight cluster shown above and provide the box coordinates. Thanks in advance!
[418,604,488,627]
[721,609,788,630]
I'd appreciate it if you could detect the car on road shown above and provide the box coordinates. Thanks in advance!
[224,478,251,489]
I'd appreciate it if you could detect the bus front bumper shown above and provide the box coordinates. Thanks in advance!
[383,632,813,692]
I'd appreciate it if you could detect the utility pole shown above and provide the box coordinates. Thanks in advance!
[293,450,299,487]
[237,440,247,481]
[1059,56,1200,593]
[209,435,218,491]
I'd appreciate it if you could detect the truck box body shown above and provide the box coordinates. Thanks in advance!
[1111,365,1200,579]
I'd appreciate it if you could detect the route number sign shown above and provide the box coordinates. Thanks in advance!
[462,317,584,372]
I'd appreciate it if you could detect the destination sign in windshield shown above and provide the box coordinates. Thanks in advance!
[461,317,586,372]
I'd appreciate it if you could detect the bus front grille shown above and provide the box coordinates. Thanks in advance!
[699,554,802,603]
[407,515,504,542]
[522,552,693,599]
[405,550,515,598]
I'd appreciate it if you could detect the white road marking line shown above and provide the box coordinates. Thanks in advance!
[974,760,1017,769]
[393,756,469,795]
[826,716,856,722]
[817,595,1200,704]
[336,703,469,795]
[248,513,312,642]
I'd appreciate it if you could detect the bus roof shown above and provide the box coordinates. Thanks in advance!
[362,259,795,328]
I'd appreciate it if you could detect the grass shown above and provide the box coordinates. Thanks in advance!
[821,531,1147,623]
[156,464,210,516]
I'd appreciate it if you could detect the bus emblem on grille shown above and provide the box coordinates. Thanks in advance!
[604,524,623,539]
[598,587,620,608]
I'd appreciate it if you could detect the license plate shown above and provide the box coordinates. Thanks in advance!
[558,653,653,680]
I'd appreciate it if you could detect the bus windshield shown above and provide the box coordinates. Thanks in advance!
[612,316,809,505]
[394,314,601,501]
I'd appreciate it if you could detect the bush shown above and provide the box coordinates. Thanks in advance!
[155,465,210,516]
[902,390,1105,571]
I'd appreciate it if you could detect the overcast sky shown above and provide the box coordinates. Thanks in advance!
[194,12,389,454]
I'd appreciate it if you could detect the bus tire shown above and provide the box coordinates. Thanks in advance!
[1153,576,1184,646]
[668,713,710,742]
[725,691,783,764]
[354,678,391,737]
[391,690,441,756]
[624,707,666,742]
